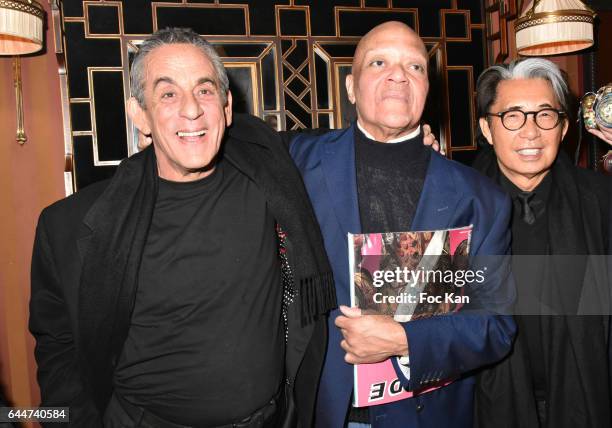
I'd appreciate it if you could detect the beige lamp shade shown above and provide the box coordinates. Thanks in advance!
[0,0,44,55]
[515,0,595,56]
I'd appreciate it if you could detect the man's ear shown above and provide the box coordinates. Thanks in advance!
[561,117,569,141]
[479,117,494,146]
[345,74,356,104]
[224,90,233,127]
[127,97,151,136]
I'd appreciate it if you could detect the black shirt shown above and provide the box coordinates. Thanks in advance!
[500,172,552,401]
[114,160,284,426]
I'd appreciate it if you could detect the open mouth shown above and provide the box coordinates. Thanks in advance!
[516,148,542,156]
[177,129,206,138]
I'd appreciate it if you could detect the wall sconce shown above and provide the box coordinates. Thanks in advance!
[0,0,44,145]
[515,0,595,56]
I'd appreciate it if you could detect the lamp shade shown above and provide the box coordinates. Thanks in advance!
[0,0,44,55]
[515,0,595,56]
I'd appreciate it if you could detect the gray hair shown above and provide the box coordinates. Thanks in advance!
[475,58,570,145]
[130,27,230,107]
[476,58,570,118]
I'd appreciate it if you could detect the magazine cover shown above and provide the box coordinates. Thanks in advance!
[348,225,473,407]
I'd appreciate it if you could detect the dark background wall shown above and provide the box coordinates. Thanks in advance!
[57,0,490,190]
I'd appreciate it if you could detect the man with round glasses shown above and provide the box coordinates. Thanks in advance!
[472,58,612,427]
[486,107,566,132]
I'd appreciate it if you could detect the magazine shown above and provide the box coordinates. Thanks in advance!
[348,225,473,407]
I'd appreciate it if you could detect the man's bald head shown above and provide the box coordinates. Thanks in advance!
[352,21,427,75]
[346,21,430,142]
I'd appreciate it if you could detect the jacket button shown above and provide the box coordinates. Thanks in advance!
[416,404,424,412]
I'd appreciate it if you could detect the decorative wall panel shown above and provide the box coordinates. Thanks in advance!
[56,0,488,191]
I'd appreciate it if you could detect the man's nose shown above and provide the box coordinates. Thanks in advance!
[387,63,408,82]
[519,114,541,139]
[180,93,204,120]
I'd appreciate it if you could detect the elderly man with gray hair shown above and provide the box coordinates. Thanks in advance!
[471,57,612,428]
[29,27,336,427]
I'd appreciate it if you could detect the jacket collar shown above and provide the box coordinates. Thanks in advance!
[319,124,361,236]
[77,146,158,396]
[411,152,459,231]
[226,113,273,148]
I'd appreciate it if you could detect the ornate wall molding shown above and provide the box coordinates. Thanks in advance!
[54,0,488,191]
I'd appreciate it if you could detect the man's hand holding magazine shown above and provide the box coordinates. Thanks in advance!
[335,305,409,364]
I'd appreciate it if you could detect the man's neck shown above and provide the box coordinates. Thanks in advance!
[156,162,216,182]
[356,121,420,143]
[499,165,550,192]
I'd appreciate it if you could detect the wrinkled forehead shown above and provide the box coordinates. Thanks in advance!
[359,44,428,64]
[143,43,216,84]
[495,78,560,108]
[353,25,427,68]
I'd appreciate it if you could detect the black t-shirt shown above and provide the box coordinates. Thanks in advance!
[114,160,284,426]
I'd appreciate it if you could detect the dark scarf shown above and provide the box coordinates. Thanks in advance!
[473,146,611,428]
[78,114,336,411]
[223,114,337,325]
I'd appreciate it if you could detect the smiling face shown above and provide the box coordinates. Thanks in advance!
[346,21,429,142]
[127,43,232,182]
[479,78,568,191]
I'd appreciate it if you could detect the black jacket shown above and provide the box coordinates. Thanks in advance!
[29,114,335,427]
[473,147,612,428]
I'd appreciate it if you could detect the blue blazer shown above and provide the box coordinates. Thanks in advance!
[289,125,516,428]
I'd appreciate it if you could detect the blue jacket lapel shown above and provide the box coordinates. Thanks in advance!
[319,124,361,235]
[411,152,460,231]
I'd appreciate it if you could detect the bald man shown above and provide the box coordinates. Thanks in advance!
[289,21,516,428]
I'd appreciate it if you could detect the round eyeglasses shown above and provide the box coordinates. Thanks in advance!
[486,108,566,131]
